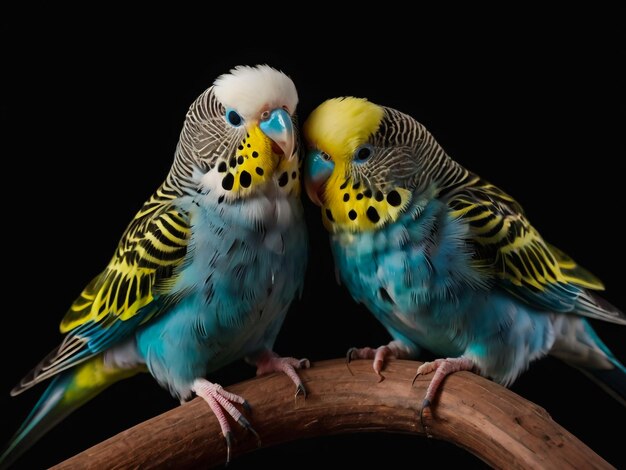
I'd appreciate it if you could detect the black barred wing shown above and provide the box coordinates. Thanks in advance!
[446,175,624,323]
[12,189,190,395]
[61,208,189,331]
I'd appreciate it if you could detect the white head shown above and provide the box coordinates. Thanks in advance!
[177,65,300,201]
[213,64,298,120]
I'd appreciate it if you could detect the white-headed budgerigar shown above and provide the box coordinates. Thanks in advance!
[2,65,309,467]
[303,97,625,420]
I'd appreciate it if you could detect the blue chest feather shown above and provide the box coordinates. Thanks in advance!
[136,193,307,398]
[334,197,497,351]
[331,196,559,385]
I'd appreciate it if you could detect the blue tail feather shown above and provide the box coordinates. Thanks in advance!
[1,356,137,469]
[577,366,626,408]
[577,320,626,407]
[1,373,75,469]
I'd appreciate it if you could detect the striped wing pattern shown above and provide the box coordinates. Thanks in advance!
[62,205,189,331]
[445,175,620,320]
[12,188,190,394]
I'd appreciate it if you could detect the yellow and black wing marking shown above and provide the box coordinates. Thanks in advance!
[61,206,189,331]
[447,175,623,323]
[12,192,190,395]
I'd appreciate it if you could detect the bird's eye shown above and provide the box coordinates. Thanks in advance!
[226,108,243,127]
[354,144,374,162]
[261,110,271,121]
[321,152,332,162]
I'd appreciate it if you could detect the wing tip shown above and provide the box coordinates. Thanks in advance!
[583,292,626,324]
[563,274,605,291]
[10,374,36,397]
[8,342,68,398]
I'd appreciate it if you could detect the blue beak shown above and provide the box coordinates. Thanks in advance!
[259,108,295,160]
[304,150,334,206]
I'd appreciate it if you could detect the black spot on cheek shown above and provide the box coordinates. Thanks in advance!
[229,157,237,168]
[348,210,357,220]
[364,189,372,198]
[237,156,244,165]
[278,172,289,187]
[240,170,252,188]
[238,145,244,151]
[343,193,350,202]
[218,161,227,173]
[352,182,361,190]
[218,195,225,204]
[252,151,259,158]
[340,180,348,190]
[387,190,402,207]
[325,209,334,222]
[222,173,234,190]
[366,206,380,223]
[356,193,363,200]
[375,191,384,201]
[291,171,297,179]
[256,167,264,176]
[247,144,251,148]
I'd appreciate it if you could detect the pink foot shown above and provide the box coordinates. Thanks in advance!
[346,345,395,382]
[346,341,413,382]
[254,351,310,398]
[411,357,475,429]
[192,378,260,464]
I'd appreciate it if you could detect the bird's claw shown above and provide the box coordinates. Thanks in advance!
[295,383,307,399]
[242,400,252,414]
[293,359,309,401]
[346,347,358,363]
[346,347,357,375]
[254,352,309,400]
[238,415,261,447]
[224,431,233,465]
[411,371,421,387]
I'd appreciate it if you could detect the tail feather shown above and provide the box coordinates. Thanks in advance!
[2,374,74,468]
[1,355,137,469]
[576,366,626,408]
[551,317,626,407]
[576,320,626,407]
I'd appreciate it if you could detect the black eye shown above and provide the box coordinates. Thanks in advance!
[321,152,332,161]
[355,144,373,162]
[226,108,242,127]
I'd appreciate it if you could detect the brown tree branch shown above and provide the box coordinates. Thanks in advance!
[52,359,612,469]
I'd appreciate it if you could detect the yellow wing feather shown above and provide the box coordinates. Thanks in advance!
[449,178,604,293]
[11,189,191,395]
[60,195,190,333]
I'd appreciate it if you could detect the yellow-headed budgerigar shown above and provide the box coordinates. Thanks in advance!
[303,97,625,421]
[2,65,309,467]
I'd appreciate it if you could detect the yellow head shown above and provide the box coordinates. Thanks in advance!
[303,97,414,233]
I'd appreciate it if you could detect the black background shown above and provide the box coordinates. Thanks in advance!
[3,7,625,469]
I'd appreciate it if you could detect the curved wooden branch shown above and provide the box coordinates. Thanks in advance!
[52,359,611,469]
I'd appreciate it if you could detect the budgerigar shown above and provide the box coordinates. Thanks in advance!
[2,65,309,467]
[303,97,625,421]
